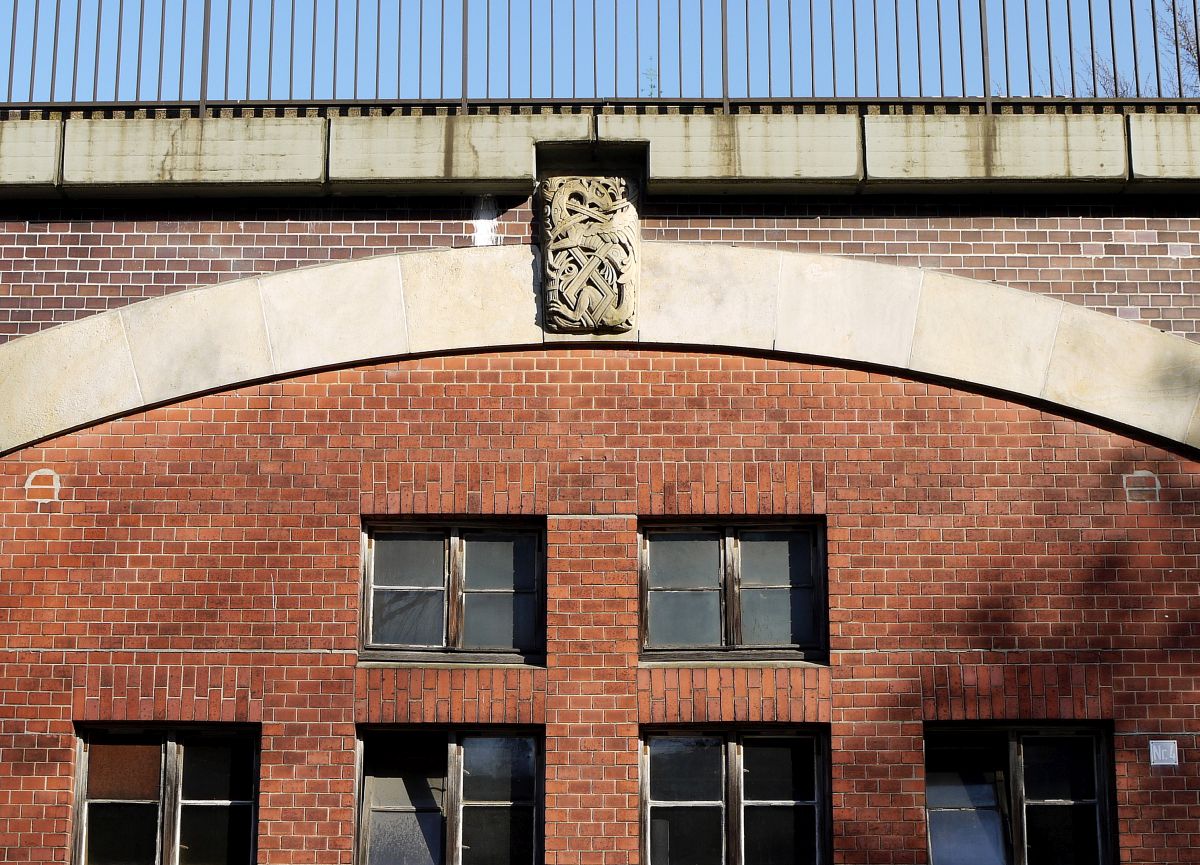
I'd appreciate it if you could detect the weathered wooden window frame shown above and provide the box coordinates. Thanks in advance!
[924,725,1116,865]
[640,729,831,865]
[71,727,259,865]
[357,729,543,865]
[638,521,828,661]
[361,521,546,664]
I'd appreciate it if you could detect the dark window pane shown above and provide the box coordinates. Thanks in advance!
[86,802,159,865]
[648,806,723,865]
[740,532,812,587]
[374,535,445,588]
[741,588,815,646]
[925,735,1007,808]
[743,738,816,802]
[646,590,721,648]
[927,809,1009,865]
[365,734,447,809]
[744,805,817,865]
[647,534,721,589]
[649,738,723,802]
[182,739,256,801]
[178,804,254,865]
[1025,804,1100,865]
[1023,737,1097,801]
[372,589,444,646]
[87,743,161,800]
[462,737,536,803]
[366,811,443,865]
[462,593,536,652]
[461,805,535,865]
[463,534,537,591]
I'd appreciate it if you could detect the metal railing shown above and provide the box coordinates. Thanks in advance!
[2,0,1198,109]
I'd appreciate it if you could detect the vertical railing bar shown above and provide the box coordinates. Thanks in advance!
[7,0,19,102]
[115,0,126,100]
[397,0,403,97]
[1001,0,1010,95]
[852,0,859,98]
[721,0,729,105]
[1024,0,1032,95]
[156,0,167,99]
[1150,0,1161,96]
[334,0,341,98]
[1086,0,1097,95]
[1171,0,1183,96]
[676,0,682,97]
[50,0,62,101]
[374,0,380,98]
[979,0,992,106]
[136,0,146,101]
[93,0,105,101]
[1070,0,1080,94]
[461,0,468,105]
[756,0,761,96]
[592,0,597,97]
[959,0,967,94]
[198,0,211,110]
[30,0,42,102]
[550,0,555,99]
[612,0,616,98]
[288,0,295,98]
[245,0,253,100]
[1046,0,1054,95]
[1192,0,1200,96]
[829,0,835,96]
[787,0,794,96]
[419,0,424,97]
[895,0,902,95]
[657,0,662,97]
[222,0,232,100]
[309,0,317,99]
[935,0,943,96]
[916,0,923,96]
[1107,0,1118,96]
[699,0,705,98]
[74,0,85,101]
[576,0,581,98]
[766,0,772,95]
[1128,0,1140,96]
[268,0,277,100]
[352,0,360,100]
[531,0,535,97]
[179,0,188,100]
[878,0,888,95]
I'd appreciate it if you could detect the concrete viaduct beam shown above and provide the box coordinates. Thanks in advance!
[1,243,1197,456]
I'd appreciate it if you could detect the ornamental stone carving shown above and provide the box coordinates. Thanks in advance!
[538,175,640,334]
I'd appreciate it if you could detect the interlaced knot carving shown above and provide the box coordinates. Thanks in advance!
[539,175,640,334]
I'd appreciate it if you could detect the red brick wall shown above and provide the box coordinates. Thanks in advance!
[1,351,1197,864]
[1,197,1198,344]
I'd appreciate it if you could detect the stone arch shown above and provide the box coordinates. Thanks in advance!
[1,242,1197,455]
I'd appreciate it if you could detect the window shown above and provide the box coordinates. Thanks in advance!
[643,732,828,865]
[640,524,825,656]
[74,729,257,865]
[359,731,540,865]
[363,524,543,659]
[925,728,1114,865]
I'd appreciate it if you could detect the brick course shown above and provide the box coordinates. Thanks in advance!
[1,352,1197,863]
[1,197,1198,344]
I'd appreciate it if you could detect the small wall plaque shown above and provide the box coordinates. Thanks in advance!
[1149,740,1179,766]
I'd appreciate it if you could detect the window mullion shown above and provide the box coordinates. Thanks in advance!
[1010,733,1028,865]
[447,736,464,865]
[726,737,743,865]
[161,736,181,865]
[724,529,740,647]
[447,530,463,649]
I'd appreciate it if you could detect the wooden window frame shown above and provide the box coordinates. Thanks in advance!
[71,726,259,865]
[924,725,1116,865]
[638,521,828,661]
[361,520,546,664]
[357,728,543,865]
[640,729,831,865]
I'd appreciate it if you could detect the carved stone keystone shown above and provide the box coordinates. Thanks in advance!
[538,175,640,334]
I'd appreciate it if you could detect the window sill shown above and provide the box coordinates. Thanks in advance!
[358,648,546,667]
[639,649,829,667]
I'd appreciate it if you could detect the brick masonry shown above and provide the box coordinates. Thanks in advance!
[1,196,1198,344]
[1,353,1197,863]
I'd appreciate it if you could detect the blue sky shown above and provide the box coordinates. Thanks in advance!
[1,0,1196,103]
